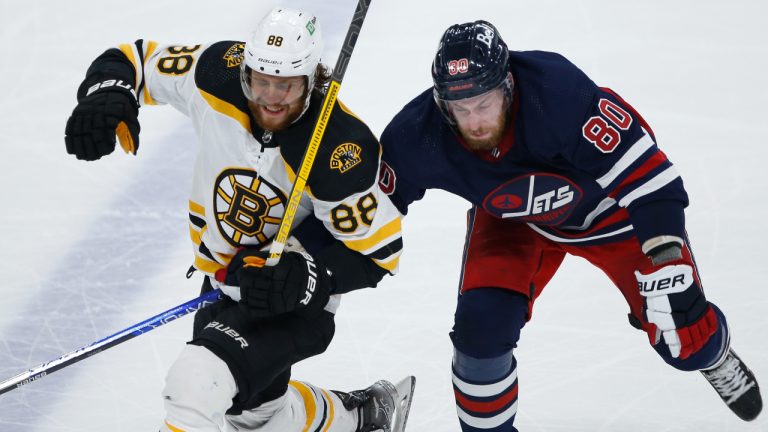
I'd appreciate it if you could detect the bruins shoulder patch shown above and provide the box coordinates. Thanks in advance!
[330,143,362,173]
[223,42,245,68]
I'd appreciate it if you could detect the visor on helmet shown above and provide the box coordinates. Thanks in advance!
[241,66,307,105]
[435,73,513,125]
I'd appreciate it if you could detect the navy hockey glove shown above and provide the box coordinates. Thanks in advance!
[635,246,718,359]
[65,76,140,161]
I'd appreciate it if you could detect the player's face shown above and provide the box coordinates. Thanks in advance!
[447,88,508,151]
[247,71,307,131]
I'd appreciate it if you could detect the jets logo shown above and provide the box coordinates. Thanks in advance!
[223,43,245,68]
[330,143,362,173]
[483,173,582,225]
[214,168,286,247]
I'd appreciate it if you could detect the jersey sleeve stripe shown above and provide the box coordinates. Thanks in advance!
[194,254,225,274]
[198,239,219,262]
[336,98,364,123]
[189,226,202,246]
[607,151,668,198]
[141,40,159,105]
[596,132,655,188]
[188,200,207,246]
[189,214,206,230]
[373,255,400,272]
[341,217,402,253]
[367,237,403,260]
[198,89,251,132]
[189,200,205,217]
[118,43,142,99]
[617,166,680,207]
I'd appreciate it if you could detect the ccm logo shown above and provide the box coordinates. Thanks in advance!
[86,79,136,97]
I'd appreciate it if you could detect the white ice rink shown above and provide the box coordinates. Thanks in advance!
[1,0,767,430]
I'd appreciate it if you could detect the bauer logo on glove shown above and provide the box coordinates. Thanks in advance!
[637,264,693,294]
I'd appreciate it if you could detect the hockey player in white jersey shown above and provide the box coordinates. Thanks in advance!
[64,7,414,432]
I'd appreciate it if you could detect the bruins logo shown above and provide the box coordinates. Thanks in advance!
[223,43,245,68]
[214,168,286,247]
[330,143,362,173]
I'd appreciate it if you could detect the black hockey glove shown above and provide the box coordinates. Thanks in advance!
[65,75,140,161]
[217,249,332,318]
[214,247,260,288]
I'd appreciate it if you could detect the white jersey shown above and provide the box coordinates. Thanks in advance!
[116,40,402,281]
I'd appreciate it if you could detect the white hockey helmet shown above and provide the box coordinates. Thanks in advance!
[241,7,323,112]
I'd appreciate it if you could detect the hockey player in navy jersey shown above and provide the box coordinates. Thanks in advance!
[64,7,414,432]
[379,20,762,431]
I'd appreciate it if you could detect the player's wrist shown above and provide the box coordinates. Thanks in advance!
[647,242,683,266]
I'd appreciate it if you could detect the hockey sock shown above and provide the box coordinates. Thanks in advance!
[453,349,519,432]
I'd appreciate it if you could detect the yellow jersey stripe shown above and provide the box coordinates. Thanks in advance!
[320,389,335,432]
[143,41,159,105]
[199,89,251,132]
[337,99,364,124]
[194,255,225,274]
[289,381,316,432]
[342,218,402,253]
[164,420,185,432]
[189,200,205,216]
[189,226,202,246]
[118,43,138,74]
[374,256,399,272]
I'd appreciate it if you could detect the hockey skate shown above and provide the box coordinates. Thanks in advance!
[701,349,762,421]
[333,376,416,432]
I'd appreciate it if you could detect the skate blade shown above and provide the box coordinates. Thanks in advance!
[391,376,416,432]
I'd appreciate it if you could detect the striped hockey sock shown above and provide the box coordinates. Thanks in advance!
[453,351,519,432]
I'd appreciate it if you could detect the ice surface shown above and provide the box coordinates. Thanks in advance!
[0,0,766,430]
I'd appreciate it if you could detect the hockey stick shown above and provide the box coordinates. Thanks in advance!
[0,288,223,396]
[266,0,372,266]
[0,1,373,396]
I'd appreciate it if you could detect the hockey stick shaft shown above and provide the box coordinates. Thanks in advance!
[0,289,223,396]
[266,0,372,266]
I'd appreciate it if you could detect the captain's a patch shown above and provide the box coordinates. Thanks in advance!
[330,143,362,173]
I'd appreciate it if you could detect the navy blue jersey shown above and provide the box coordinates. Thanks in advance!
[380,50,688,246]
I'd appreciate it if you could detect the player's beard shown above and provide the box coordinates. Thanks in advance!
[460,110,508,151]
[248,99,305,132]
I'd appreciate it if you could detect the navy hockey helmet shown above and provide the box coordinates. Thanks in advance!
[432,20,512,121]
